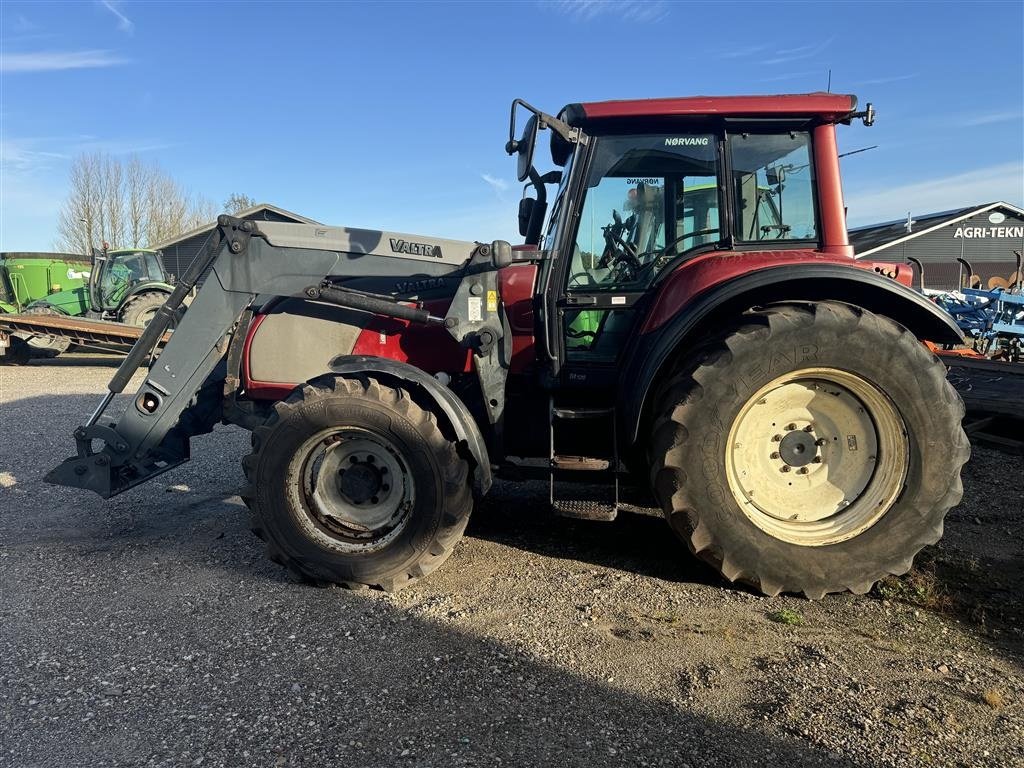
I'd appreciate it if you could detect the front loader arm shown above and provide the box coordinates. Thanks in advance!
[46,216,489,497]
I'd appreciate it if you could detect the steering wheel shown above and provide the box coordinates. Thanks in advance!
[638,228,720,262]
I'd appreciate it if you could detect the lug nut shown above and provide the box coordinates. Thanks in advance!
[812,456,822,463]
[772,434,783,442]
[797,467,809,474]
[770,452,780,460]
[785,423,797,431]
[803,424,814,432]
[815,438,827,446]
[780,466,791,473]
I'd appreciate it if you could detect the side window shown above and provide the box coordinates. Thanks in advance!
[730,132,816,242]
[569,134,719,292]
[145,252,163,280]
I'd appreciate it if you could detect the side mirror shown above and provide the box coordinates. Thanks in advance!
[518,197,536,237]
[506,114,539,183]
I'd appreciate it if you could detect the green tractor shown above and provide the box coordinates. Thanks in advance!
[20,246,176,357]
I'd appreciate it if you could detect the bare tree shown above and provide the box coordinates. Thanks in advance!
[56,153,216,253]
[126,156,148,248]
[223,192,256,214]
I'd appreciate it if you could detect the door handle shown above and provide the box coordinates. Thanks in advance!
[562,295,597,306]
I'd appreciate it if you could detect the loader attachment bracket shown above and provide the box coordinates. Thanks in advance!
[47,421,191,499]
[443,242,512,429]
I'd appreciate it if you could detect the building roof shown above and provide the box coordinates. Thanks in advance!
[850,201,1024,257]
[152,203,321,249]
[565,93,857,124]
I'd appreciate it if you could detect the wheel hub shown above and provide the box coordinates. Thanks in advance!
[337,457,387,505]
[778,428,817,467]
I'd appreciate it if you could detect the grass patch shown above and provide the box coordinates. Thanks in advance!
[648,611,681,625]
[767,608,805,626]
[874,555,952,613]
[982,689,1006,710]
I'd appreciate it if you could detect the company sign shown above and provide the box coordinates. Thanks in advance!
[952,225,1024,238]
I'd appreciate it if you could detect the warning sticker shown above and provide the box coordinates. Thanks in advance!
[486,289,498,313]
[468,296,482,322]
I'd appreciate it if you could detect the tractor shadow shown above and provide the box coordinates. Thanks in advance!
[22,351,124,367]
[468,479,727,589]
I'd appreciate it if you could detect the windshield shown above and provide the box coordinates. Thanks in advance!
[568,133,720,292]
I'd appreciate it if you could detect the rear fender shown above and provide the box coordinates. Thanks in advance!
[328,356,492,497]
[622,263,963,445]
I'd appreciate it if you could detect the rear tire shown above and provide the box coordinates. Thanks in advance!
[21,305,71,357]
[120,291,167,328]
[649,301,969,598]
[0,335,32,365]
[242,374,473,590]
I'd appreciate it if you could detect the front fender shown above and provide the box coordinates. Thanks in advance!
[621,263,963,445]
[122,283,174,304]
[328,355,492,497]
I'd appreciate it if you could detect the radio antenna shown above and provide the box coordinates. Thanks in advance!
[838,145,878,158]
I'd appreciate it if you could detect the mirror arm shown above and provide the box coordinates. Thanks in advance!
[507,98,585,148]
[524,167,549,246]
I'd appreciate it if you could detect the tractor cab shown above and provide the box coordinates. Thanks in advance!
[88,247,171,315]
[506,94,872,377]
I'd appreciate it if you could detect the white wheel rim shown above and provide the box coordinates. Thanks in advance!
[725,367,908,546]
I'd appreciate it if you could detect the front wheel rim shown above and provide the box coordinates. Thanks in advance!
[725,367,909,546]
[291,427,415,553]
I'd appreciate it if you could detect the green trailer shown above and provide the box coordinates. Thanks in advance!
[0,253,92,314]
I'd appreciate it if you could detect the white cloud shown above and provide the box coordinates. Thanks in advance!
[853,73,918,86]
[845,162,1024,227]
[543,0,670,23]
[481,173,509,196]
[13,14,36,32]
[959,110,1023,127]
[100,0,134,35]
[717,43,771,60]
[0,50,126,73]
[758,70,819,84]
[763,37,834,66]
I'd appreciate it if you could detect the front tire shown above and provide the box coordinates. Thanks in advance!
[242,374,473,590]
[650,302,969,598]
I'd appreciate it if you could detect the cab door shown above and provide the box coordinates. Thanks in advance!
[551,131,723,387]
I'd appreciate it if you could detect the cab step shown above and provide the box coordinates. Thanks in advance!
[550,399,618,520]
[552,454,611,471]
[552,498,618,522]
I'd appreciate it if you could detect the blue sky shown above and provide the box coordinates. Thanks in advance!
[1,0,1022,250]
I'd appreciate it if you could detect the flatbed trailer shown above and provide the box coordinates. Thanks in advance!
[0,313,172,362]
[941,354,1024,454]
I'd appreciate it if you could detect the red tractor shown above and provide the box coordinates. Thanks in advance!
[48,93,968,598]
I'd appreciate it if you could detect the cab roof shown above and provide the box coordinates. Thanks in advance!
[563,93,857,124]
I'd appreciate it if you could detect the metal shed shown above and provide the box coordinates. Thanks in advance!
[851,201,1023,290]
[154,204,321,283]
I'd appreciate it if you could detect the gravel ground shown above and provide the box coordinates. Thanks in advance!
[1,354,1022,768]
